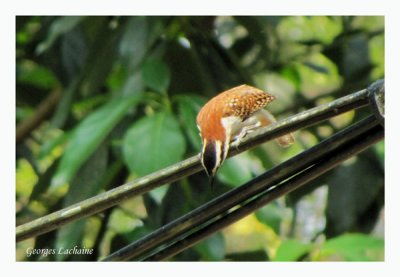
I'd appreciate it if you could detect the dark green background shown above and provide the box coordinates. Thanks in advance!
[16,16,384,261]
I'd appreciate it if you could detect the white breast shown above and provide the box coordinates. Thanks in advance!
[221,113,262,140]
[221,116,243,139]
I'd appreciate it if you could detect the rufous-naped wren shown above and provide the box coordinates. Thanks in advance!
[196,84,294,184]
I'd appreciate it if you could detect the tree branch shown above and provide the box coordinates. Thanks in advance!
[16,88,61,144]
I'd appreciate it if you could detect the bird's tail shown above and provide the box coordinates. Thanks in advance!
[256,109,295,147]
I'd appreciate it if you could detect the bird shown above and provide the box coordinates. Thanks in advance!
[196,84,294,188]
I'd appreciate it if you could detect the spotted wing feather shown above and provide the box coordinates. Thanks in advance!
[220,85,275,120]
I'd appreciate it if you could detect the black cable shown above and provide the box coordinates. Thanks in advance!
[17,82,374,242]
[103,115,381,261]
[144,123,383,261]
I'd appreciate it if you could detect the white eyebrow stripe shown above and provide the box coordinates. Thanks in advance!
[212,140,222,176]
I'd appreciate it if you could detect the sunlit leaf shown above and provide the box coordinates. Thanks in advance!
[51,95,141,188]
[352,16,384,33]
[296,52,342,96]
[122,111,186,176]
[274,239,312,261]
[369,34,384,79]
[329,109,355,129]
[280,65,301,90]
[108,208,142,234]
[16,159,38,198]
[318,233,384,261]
[278,16,342,45]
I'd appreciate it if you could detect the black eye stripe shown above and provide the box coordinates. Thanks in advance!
[202,141,217,176]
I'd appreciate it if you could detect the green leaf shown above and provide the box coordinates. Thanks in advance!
[36,16,84,54]
[119,71,145,97]
[149,185,169,205]
[296,52,341,95]
[51,95,141,188]
[38,132,69,159]
[119,17,166,70]
[176,95,205,151]
[122,111,186,176]
[325,152,384,236]
[119,17,148,64]
[319,233,384,261]
[342,34,371,79]
[194,232,225,261]
[55,219,86,261]
[274,239,312,261]
[217,153,253,187]
[302,61,330,74]
[141,58,171,93]
[373,140,384,169]
[51,78,80,128]
[280,65,301,90]
[79,17,125,97]
[30,159,60,201]
[369,34,384,79]
[108,208,140,234]
[17,63,59,89]
[55,142,108,261]
[278,16,342,45]
[255,202,283,234]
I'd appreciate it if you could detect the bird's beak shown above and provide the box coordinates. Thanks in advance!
[209,175,215,191]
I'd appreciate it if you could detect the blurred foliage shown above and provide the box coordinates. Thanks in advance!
[16,16,384,261]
